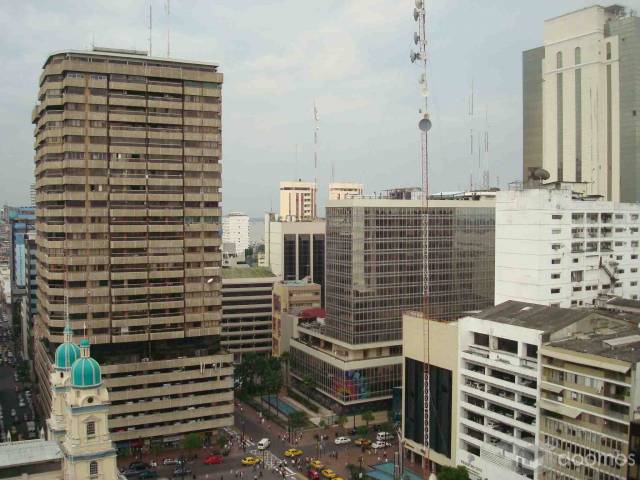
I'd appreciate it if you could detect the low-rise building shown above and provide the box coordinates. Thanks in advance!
[272,280,321,356]
[221,267,278,361]
[402,312,459,472]
[329,182,363,200]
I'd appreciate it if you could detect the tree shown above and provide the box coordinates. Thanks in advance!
[182,433,203,453]
[336,415,348,432]
[361,410,375,428]
[289,411,307,430]
[302,375,316,396]
[437,466,470,480]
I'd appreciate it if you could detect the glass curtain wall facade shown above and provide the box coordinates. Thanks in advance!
[324,203,495,345]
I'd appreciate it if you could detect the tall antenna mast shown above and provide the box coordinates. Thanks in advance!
[411,1,434,478]
[148,2,153,56]
[165,0,171,57]
[313,102,319,219]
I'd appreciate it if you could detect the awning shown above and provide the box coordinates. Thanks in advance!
[540,381,564,394]
[540,399,581,419]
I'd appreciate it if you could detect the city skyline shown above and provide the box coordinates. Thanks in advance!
[0,0,626,216]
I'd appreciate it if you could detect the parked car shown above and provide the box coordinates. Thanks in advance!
[371,441,392,450]
[203,454,224,465]
[128,461,150,471]
[137,471,158,479]
[354,438,371,447]
[173,466,192,476]
[334,436,351,445]
[376,432,394,442]
[162,458,181,465]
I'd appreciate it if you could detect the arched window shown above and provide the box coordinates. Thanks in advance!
[556,51,563,69]
[575,47,581,65]
[606,42,612,60]
[89,461,98,477]
[86,421,96,437]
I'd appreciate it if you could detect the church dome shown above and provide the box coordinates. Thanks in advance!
[54,324,80,370]
[70,339,102,388]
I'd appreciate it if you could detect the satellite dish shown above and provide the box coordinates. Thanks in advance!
[415,0,424,8]
[410,51,420,63]
[419,114,432,132]
[413,7,421,21]
[532,168,550,181]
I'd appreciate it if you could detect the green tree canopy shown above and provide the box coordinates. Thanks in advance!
[437,466,470,480]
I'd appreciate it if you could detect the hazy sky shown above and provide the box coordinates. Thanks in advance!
[1,0,638,217]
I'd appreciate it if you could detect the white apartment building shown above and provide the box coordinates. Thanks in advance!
[456,302,600,480]
[495,187,640,308]
[523,5,640,202]
[328,182,363,200]
[222,212,250,254]
[280,180,317,220]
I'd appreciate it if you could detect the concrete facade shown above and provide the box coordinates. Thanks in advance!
[272,280,321,356]
[222,212,249,255]
[32,48,233,446]
[328,182,363,200]
[221,267,277,361]
[523,5,640,202]
[495,187,640,308]
[279,180,316,221]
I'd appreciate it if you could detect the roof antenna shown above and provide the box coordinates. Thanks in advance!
[313,102,319,219]
[165,0,171,57]
[148,2,153,56]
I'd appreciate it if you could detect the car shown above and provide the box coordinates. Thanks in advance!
[307,470,321,480]
[162,458,181,465]
[284,448,303,457]
[334,436,351,445]
[354,438,371,447]
[137,471,158,479]
[10,409,16,418]
[321,469,337,479]
[371,441,392,450]
[241,456,261,466]
[129,461,150,471]
[203,454,224,465]
[309,459,324,470]
[257,438,270,450]
[173,466,192,475]
[376,432,394,442]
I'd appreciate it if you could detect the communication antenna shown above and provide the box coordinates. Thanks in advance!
[410,1,435,478]
[313,102,319,219]
[148,2,153,56]
[165,0,171,57]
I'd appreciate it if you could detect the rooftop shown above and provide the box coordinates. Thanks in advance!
[43,48,219,69]
[221,267,275,279]
[547,326,640,363]
[472,300,595,333]
[0,439,61,468]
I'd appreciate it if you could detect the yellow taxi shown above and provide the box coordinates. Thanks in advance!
[284,448,303,457]
[241,456,261,466]
[321,469,337,479]
[334,477,345,480]
[354,438,372,447]
[309,459,324,470]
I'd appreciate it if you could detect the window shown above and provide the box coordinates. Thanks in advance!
[606,42,611,60]
[556,51,563,68]
[551,288,560,294]
[552,214,563,220]
[575,47,581,64]
[552,229,561,234]
[552,244,562,251]
[89,461,98,477]
[86,421,96,437]
[551,273,561,279]
[551,258,561,265]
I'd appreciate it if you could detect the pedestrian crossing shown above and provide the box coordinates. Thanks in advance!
[248,449,296,477]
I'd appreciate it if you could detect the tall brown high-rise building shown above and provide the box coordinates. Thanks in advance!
[32,48,233,447]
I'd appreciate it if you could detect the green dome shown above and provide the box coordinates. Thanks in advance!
[54,342,80,370]
[71,357,102,388]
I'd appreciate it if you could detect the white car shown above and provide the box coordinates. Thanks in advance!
[163,458,181,465]
[371,441,392,450]
[257,438,270,450]
[334,436,351,445]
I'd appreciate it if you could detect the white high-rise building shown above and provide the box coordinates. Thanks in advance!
[495,187,640,308]
[222,212,250,255]
[328,182,363,200]
[523,5,640,202]
[279,180,317,220]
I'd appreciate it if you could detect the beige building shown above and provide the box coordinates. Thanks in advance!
[279,180,316,220]
[221,267,277,361]
[523,5,640,202]
[540,322,640,480]
[402,312,459,472]
[32,47,233,447]
[263,213,325,290]
[272,280,321,356]
[328,182,363,200]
